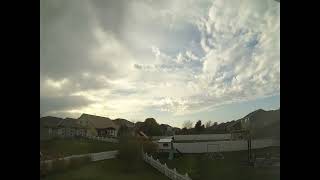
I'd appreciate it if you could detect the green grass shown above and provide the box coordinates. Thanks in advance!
[40,138,119,160]
[155,147,280,180]
[42,158,169,180]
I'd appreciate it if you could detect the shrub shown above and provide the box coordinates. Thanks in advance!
[141,139,158,155]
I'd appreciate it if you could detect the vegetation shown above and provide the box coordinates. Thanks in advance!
[40,138,119,160]
[194,120,205,133]
[136,118,162,136]
[155,147,280,180]
[42,158,168,180]
[41,156,91,178]
[117,135,158,172]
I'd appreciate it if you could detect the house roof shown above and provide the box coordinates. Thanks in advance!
[79,114,119,129]
[158,138,173,143]
[40,116,63,128]
[59,118,85,128]
[113,118,134,128]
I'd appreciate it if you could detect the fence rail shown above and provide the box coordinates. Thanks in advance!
[80,135,119,143]
[41,150,118,165]
[142,152,192,180]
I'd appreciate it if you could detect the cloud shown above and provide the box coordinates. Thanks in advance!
[40,95,93,115]
[41,0,280,124]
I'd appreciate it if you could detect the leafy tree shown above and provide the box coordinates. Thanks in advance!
[181,127,188,135]
[117,125,130,137]
[118,135,158,172]
[195,120,205,132]
[138,118,162,136]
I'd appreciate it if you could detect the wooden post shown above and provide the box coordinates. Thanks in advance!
[185,173,190,180]
[164,163,167,175]
[173,168,177,179]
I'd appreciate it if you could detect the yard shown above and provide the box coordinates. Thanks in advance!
[42,158,169,180]
[155,146,280,180]
[40,138,119,160]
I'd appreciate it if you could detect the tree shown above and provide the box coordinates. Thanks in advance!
[117,125,130,137]
[205,120,212,128]
[181,128,188,135]
[195,120,204,132]
[139,118,162,136]
[183,120,193,129]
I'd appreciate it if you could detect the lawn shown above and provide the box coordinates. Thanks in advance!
[42,158,169,180]
[155,147,280,180]
[40,138,119,160]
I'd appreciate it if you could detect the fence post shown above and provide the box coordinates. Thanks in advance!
[164,163,167,176]
[185,173,190,180]
[173,168,177,180]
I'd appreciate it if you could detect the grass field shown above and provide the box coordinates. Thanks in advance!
[40,138,119,160]
[155,147,280,180]
[42,158,169,180]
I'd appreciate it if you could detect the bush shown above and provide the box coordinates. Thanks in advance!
[117,135,158,172]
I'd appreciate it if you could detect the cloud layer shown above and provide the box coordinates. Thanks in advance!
[41,0,280,125]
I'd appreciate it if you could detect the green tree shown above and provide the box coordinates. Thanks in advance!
[195,120,205,133]
[117,125,130,137]
[140,118,162,136]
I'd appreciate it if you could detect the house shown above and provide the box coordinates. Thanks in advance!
[113,118,135,136]
[40,116,88,139]
[78,114,119,137]
[113,118,134,128]
[58,118,87,137]
[40,116,64,139]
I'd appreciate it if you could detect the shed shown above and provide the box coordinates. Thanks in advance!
[158,137,173,151]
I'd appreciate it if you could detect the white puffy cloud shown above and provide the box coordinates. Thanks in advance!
[41,0,279,126]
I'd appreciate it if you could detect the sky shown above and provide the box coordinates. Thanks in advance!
[40,0,280,128]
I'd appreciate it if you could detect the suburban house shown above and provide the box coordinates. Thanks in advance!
[58,118,87,137]
[113,118,135,136]
[78,114,119,137]
[40,116,87,139]
[40,116,63,140]
[113,118,134,128]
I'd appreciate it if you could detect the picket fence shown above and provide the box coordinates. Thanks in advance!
[143,153,192,180]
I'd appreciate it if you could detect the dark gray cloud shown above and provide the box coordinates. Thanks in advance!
[40,95,93,114]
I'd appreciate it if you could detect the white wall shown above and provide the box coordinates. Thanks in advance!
[173,139,280,153]
[173,134,232,141]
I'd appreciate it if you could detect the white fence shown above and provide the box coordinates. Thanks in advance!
[174,134,232,141]
[143,153,192,180]
[173,139,280,153]
[81,135,119,143]
[152,134,232,141]
[41,150,118,165]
